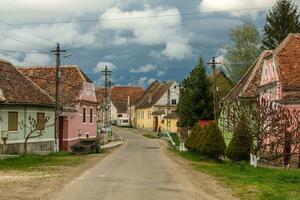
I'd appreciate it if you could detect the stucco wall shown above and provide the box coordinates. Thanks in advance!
[136,108,153,130]
[0,105,55,154]
[62,102,97,151]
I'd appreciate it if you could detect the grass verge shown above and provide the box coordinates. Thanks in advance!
[143,133,159,139]
[169,133,180,146]
[0,152,86,171]
[171,148,300,200]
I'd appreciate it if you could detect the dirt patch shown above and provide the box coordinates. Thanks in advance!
[0,149,115,200]
[159,140,238,200]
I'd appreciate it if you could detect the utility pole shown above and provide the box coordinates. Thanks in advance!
[51,43,66,152]
[207,57,221,122]
[167,88,171,133]
[101,66,112,131]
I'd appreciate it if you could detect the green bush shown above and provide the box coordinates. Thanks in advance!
[199,123,226,159]
[226,119,252,162]
[185,123,202,151]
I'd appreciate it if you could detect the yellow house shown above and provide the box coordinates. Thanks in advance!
[135,80,179,133]
[159,112,179,133]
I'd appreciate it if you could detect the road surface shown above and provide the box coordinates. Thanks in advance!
[51,127,234,200]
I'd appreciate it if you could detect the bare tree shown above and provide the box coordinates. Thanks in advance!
[19,115,51,155]
[221,99,300,167]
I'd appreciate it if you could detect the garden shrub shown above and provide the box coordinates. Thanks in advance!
[185,123,202,151]
[226,119,252,162]
[199,123,226,159]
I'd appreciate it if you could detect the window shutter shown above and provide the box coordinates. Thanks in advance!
[8,112,18,131]
[37,113,45,130]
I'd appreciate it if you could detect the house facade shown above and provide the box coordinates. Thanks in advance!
[0,59,55,154]
[19,66,98,151]
[135,81,179,133]
[221,33,300,166]
[96,86,144,127]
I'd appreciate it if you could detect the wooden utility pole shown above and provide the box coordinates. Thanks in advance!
[207,57,221,122]
[51,43,66,152]
[101,66,112,129]
[167,88,171,132]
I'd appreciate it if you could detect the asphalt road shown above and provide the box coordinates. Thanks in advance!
[50,127,207,200]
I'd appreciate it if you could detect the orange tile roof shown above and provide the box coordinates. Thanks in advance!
[222,50,272,101]
[272,34,300,93]
[18,65,92,109]
[0,59,54,105]
[110,86,145,113]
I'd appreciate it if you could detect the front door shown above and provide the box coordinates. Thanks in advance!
[59,117,64,151]
[153,116,158,132]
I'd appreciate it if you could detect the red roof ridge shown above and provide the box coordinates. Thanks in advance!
[22,73,55,103]
[0,58,12,65]
[222,50,272,101]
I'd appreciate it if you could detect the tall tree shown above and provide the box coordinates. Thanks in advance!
[224,22,261,84]
[263,0,300,49]
[177,57,214,127]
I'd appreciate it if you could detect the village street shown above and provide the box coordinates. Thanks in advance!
[50,127,235,200]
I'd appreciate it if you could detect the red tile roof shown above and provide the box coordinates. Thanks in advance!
[18,65,92,110]
[0,59,54,105]
[110,86,145,113]
[272,34,300,94]
[222,50,272,101]
[136,80,174,109]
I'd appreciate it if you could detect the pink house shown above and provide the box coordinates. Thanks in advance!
[222,34,300,166]
[258,34,300,107]
[19,66,98,151]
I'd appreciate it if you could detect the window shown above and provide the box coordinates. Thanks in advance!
[83,107,86,123]
[37,113,45,130]
[8,112,18,131]
[90,108,93,123]
[171,99,177,105]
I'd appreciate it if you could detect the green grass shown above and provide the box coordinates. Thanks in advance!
[172,149,300,200]
[143,133,159,139]
[169,133,180,146]
[0,152,85,171]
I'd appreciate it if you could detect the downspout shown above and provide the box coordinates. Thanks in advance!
[24,106,27,140]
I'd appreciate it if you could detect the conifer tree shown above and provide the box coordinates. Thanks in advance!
[263,0,300,49]
[199,123,226,159]
[177,57,214,127]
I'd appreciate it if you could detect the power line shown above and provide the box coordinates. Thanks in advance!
[0,32,47,49]
[0,22,54,44]
[0,51,41,66]
[0,25,51,48]
[9,6,278,26]
[0,48,51,54]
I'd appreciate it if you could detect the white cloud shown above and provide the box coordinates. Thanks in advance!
[94,61,117,73]
[147,78,156,85]
[130,64,156,73]
[0,0,121,22]
[138,76,148,85]
[24,53,52,65]
[156,70,165,76]
[198,0,276,17]
[99,6,193,60]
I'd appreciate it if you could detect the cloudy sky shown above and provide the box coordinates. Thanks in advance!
[0,0,299,86]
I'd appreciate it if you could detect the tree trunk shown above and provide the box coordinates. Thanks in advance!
[24,137,29,155]
[283,133,292,167]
